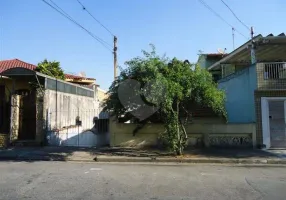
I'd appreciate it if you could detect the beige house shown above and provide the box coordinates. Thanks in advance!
[0,59,108,147]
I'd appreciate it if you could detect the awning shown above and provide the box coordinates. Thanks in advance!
[209,33,286,70]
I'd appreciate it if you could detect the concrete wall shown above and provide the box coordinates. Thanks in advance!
[96,87,108,102]
[218,64,257,123]
[110,120,256,148]
[197,55,222,69]
[0,134,8,148]
[0,78,31,101]
[10,95,20,142]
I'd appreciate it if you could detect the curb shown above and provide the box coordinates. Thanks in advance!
[1,155,286,165]
[94,156,286,165]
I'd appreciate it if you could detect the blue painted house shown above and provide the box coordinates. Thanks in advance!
[206,33,286,149]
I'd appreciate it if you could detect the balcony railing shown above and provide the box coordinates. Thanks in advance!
[257,62,286,89]
[263,62,286,80]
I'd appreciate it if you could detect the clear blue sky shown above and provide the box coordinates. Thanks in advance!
[0,0,285,90]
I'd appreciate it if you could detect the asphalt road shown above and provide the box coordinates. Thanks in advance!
[0,162,285,200]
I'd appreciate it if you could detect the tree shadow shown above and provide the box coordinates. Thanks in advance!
[91,147,284,159]
[0,146,97,163]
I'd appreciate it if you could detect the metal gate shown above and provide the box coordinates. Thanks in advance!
[47,109,109,147]
[269,100,286,148]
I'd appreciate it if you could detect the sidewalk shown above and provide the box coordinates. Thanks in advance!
[0,146,286,164]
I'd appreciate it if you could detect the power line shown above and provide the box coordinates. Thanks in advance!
[220,0,250,31]
[41,0,113,52]
[48,0,113,49]
[76,0,115,37]
[197,0,248,39]
[49,0,113,49]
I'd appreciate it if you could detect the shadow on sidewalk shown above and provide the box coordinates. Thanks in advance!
[0,146,97,162]
[91,147,285,159]
[0,146,284,162]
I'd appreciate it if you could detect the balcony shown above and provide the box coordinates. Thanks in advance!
[256,62,286,90]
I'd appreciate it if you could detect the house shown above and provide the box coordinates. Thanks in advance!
[0,59,108,147]
[207,33,286,149]
[197,53,227,82]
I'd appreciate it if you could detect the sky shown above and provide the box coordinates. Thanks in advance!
[0,0,285,90]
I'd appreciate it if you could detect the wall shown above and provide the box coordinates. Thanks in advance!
[97,87,108,102]
[0,78,31,101]
[218,64,257,123]
[109,119,256,148]
[197,55,222,69]
[10,95,20,142]
[0,134,8,148]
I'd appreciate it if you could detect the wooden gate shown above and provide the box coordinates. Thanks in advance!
[18,91,37,140]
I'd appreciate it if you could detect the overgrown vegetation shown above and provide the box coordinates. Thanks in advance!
[104,45,226,155]
[36,59,65,80]
[29,59,65,90]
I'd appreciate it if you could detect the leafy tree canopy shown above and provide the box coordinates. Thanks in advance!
[36,59,65,80]
[104,45,226,155]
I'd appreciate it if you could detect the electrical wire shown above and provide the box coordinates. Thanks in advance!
[220,0,250,31]
[41,0,113,52]
[48,0,113,49]
[76,0,115,37]
[198,0,248,39]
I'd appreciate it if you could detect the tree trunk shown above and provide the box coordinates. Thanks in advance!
[180,119,188,145]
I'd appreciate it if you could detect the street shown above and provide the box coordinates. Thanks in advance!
[0,162,285,200]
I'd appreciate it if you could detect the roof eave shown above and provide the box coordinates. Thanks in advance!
[208,34,263,71]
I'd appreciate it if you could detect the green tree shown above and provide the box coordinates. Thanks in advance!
[36,59,65,80]
[104,45,226,155]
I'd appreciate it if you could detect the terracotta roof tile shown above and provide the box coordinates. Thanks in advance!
[0,59,95,80]
[0,59,36,73]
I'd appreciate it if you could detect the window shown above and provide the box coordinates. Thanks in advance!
[264,63,286,80]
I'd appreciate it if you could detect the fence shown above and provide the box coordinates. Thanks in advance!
[46,109,109,147]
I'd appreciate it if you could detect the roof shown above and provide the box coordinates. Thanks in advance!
[65,73,95,80]
[201,53,228,57]
[208,33,286,70]
[0,59,95,80]
[0,59,36,73]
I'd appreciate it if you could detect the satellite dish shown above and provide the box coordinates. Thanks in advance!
[78,71,86,77]
[217,48,224,54]
[217,48,225,54]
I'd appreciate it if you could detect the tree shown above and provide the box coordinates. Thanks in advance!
[36,59,65,80]
[104,45,226,155]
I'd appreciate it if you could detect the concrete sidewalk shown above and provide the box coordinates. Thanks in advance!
[0,146,286,164]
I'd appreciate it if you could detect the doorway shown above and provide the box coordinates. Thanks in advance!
[261,97,286,149]
[18,91,36,140]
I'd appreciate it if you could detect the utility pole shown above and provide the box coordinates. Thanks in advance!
[113,36,118,80]
[232,28,235,50]
[250,26,256,64]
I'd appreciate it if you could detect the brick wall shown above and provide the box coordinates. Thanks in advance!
[0,134,8,148]
[254,90,286,147]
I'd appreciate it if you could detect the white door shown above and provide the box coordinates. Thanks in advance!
[269,100,286,148]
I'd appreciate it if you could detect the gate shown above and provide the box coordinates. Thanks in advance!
[269,100,286,148]
[47,109,109,147]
